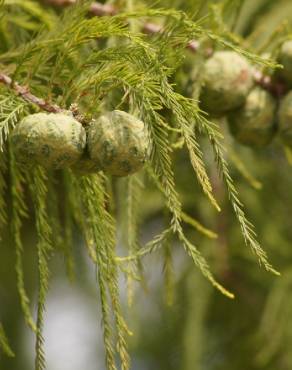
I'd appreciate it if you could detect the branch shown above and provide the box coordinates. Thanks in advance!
[44,1,286,97]
[0,73,62,113]
[44,0,117,14]
[0,73,90,125]
[253,70,287,97]
[49,1,202,49]
[43,0,76,5]
[90,2,117,16]
[1,2,286,114]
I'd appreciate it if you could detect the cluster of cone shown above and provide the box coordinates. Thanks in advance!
[11,110,149,176]
[12,42,292,174]
[199,41,292,149]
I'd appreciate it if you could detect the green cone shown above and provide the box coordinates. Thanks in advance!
[88,110,150,177]
[200,51,253,116]
[228,87,276,147]
[11,112,86,169]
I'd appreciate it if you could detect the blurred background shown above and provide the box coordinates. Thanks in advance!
[1,0,292,369]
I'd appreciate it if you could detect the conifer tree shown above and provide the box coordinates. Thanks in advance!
[0,1,292,370]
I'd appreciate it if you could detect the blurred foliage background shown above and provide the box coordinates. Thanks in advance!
[1,0,292,370]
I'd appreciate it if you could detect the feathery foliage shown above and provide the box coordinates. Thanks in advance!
[0,323,14,358]
[10,144,36,332]
[76,174,131,370]
[28,167,52,370]
[0,94,25,151]
[0,0,287,369]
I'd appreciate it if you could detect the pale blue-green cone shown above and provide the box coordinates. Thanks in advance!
[11,112,86,169]
[228,87,277,148]
[88,110,150,177]
[200,51,253,116]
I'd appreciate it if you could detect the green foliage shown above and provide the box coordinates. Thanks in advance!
[0,323,15,358]
[0,1,290,369]
[76,174,131,370]
[0,145,7,230]
[119,174,145,306]
[29,167,52,370]
[10,144,36,332]
[0,93,25,151]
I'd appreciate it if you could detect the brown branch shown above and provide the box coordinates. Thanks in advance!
[0,73,62,113]
[253,70,287,97]
[0,73,91,124]
[45,0,117,14]
[142,22,163,35]
[89,2,117,16]
[44,0,75,6]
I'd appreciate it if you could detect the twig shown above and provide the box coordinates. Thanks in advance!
[253,69,287,97]
[0,73,90,124]
[44,0,117,14]
[44,0,75,5]
[0,73,62,113]
[142,22,163,35]
[90,2,117,16]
